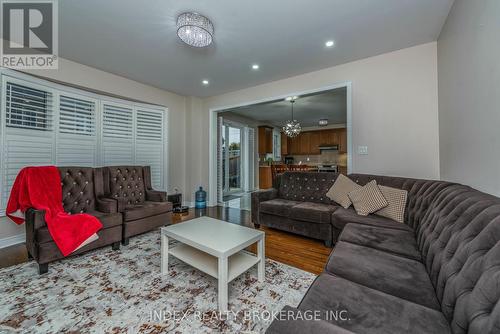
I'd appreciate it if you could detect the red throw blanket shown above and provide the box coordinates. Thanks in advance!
[6,166,102,256]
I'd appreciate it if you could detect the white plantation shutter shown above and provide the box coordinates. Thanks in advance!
[56,94,97,166]
[101,103,134,166]
[135,109,164,189]
[0,74,168,215]
[1,80,55,213]
[5,82,53,131]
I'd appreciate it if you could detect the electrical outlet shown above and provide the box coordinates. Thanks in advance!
[357,146,368,155]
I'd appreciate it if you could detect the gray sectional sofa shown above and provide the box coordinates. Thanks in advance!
[252,172,500,334]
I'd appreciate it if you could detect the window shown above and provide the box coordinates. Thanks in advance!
[59,95,95,136]
[5,82,52,130]
[0,73,168,215]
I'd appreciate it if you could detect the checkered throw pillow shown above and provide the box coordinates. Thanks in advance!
[326,174,361,209]
[348,180,388,216]
[375,185,408,223]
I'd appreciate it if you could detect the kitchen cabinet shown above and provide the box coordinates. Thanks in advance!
[285,128,347,155]
[281,133,289,156]
[299,132,310,154]
[259,166,273,189]
[309,131,321,155]
[258,126,273,154]
[338,128,347,153]
[288,135,300,155]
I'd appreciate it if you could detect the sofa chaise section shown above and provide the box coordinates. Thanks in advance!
[266,175,500,334]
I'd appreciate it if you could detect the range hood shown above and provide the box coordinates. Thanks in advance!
[319,145,339,152]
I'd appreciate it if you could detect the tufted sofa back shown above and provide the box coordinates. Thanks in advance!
[415,184,500,333]
[278,172,338,204]
[105,166,147,206]
[58,167,96,214]
[348,174,453,230]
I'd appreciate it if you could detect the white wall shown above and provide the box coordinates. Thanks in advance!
[438,0,500,196]
[0,58,187,244]
[187,42,441,202]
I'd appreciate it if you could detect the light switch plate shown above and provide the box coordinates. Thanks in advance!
[357,146,368,155]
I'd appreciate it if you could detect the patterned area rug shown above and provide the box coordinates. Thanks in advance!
[0,231,316,333]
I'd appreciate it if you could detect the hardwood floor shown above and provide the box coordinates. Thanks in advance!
[0,207,331,275]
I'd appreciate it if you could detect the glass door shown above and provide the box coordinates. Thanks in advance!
[222,124,242,195]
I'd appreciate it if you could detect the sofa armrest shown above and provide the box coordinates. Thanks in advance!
[251,188,278,224]
[96,197,118,213]
[266,306,354,334]
[25,208,46,230]
[146,189,167,202]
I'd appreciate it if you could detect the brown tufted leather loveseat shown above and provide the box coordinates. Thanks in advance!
[97,166,172,244]
[25,167,123,274]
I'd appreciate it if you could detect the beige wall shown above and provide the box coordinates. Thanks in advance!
[0,58,187,242]
[187,42,441,202]
[438,0,500,196]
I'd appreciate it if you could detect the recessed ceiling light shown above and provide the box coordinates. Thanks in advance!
[325,40,335,47]
[252,64,260,70]
[202,79,209,85]
[285,96,299,101]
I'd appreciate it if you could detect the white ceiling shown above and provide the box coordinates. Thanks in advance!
[223,88,347,128]
[59,0,454,97]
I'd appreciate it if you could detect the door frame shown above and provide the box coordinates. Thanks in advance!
[208,81,353,206]
[222,120,245,196]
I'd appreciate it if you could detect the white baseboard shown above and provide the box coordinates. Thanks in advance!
[0,233,25,249]
[182,201,195,208]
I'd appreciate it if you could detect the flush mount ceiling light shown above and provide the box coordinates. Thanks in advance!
[177,12,214,47]
[319,119,329,126]
[283,99,302,138]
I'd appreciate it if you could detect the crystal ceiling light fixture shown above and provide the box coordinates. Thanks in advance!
[177,12,214,47]
[283,99,302,138]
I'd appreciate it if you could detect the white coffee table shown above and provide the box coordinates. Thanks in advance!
[160,217,265,311]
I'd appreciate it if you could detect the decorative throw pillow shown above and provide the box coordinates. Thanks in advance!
[375,185,408,223]
[326,174,361,209]
[348,180,388,216]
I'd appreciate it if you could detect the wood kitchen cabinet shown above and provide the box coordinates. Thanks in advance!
[299,132,310,154]
[259,166,273,189]
[338,128,347,153]
[258,126,273,154]
[281,133,289,156]
[284,128,347,155]
[309,131,321,155]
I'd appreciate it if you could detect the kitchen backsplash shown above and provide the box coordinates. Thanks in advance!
[290,151,347,166]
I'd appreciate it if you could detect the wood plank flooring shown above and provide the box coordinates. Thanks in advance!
[0,206,331,275]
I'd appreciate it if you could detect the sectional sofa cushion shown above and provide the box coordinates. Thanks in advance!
[326,174,361,208]
[326,241,440,310]
[279,172,338,204]
[123,201,172,222]
[332,207,412,232]
[348,180,388,216]
[375,185,408,223]
[339,223,421,261]
[259,199,300,217]
[298,273,451,334]
[289,202,338,224]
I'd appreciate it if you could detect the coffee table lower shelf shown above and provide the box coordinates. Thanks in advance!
[169,243,260,282]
